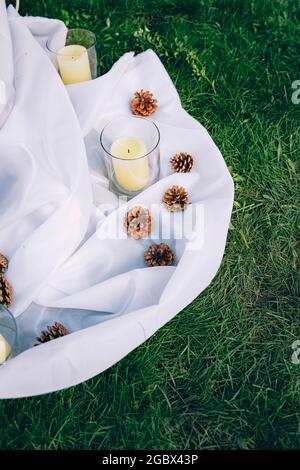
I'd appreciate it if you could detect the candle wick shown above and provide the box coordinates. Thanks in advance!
[128,149,130,154]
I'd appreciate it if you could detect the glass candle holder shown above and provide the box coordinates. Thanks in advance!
[0,305,18,365]
[100,116,160,198]
[46,28,97,85]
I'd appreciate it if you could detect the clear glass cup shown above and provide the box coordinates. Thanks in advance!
[0,305,18,365]
[100,116,160,198]
[46,28,97,84]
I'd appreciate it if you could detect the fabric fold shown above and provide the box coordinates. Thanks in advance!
[1,4,92,315]
[0,0,15,128]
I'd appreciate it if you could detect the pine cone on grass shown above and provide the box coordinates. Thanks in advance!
[0,276,13,308]
[0,253,8,275]
[35,322,69,346]
[170,152,194,173]
[125,206,152,240]
[162,185,189,212]
[144,243,175,267]
[131,90,158,117]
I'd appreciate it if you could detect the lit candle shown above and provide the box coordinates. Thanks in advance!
[111,137,150,192]
[0,334,11,364]
[57,45,92,85]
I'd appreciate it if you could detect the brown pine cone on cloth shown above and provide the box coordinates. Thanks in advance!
[170,152,194,173]
[0,253,8,275]
[125,206,152,240]
[35,322,69,345]
[131,90,158,117]
[162,185,189,212]
[144,243,175,267]
[0,275,13,308]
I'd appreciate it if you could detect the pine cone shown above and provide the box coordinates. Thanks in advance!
[0,254,8,275]
[162,185,189,212]
[144,243,175,267]
[125,206,152,240]
[170,152,194,173]
[35,322,69,345]
[131,90,158,117]
[0,275,13,308]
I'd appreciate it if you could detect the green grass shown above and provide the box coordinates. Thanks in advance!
[1,0,299,450]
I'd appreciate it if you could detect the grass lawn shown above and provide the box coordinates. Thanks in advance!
[1,0,299,450]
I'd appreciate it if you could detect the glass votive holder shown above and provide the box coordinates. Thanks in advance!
[0,305,18,365]
[100,116,160,198]
[46,28,97,85]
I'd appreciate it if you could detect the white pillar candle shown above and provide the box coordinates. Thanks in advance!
[57,45,92,85]
[111,137,150,192]
[0,333,11,364]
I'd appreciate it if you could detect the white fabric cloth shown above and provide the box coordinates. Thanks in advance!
[0,0,14,128]
[0,1,234,398]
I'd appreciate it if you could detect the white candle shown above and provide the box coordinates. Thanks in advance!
[57,45,92,85]
[0,333,11,364]
[111,136,150,192]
